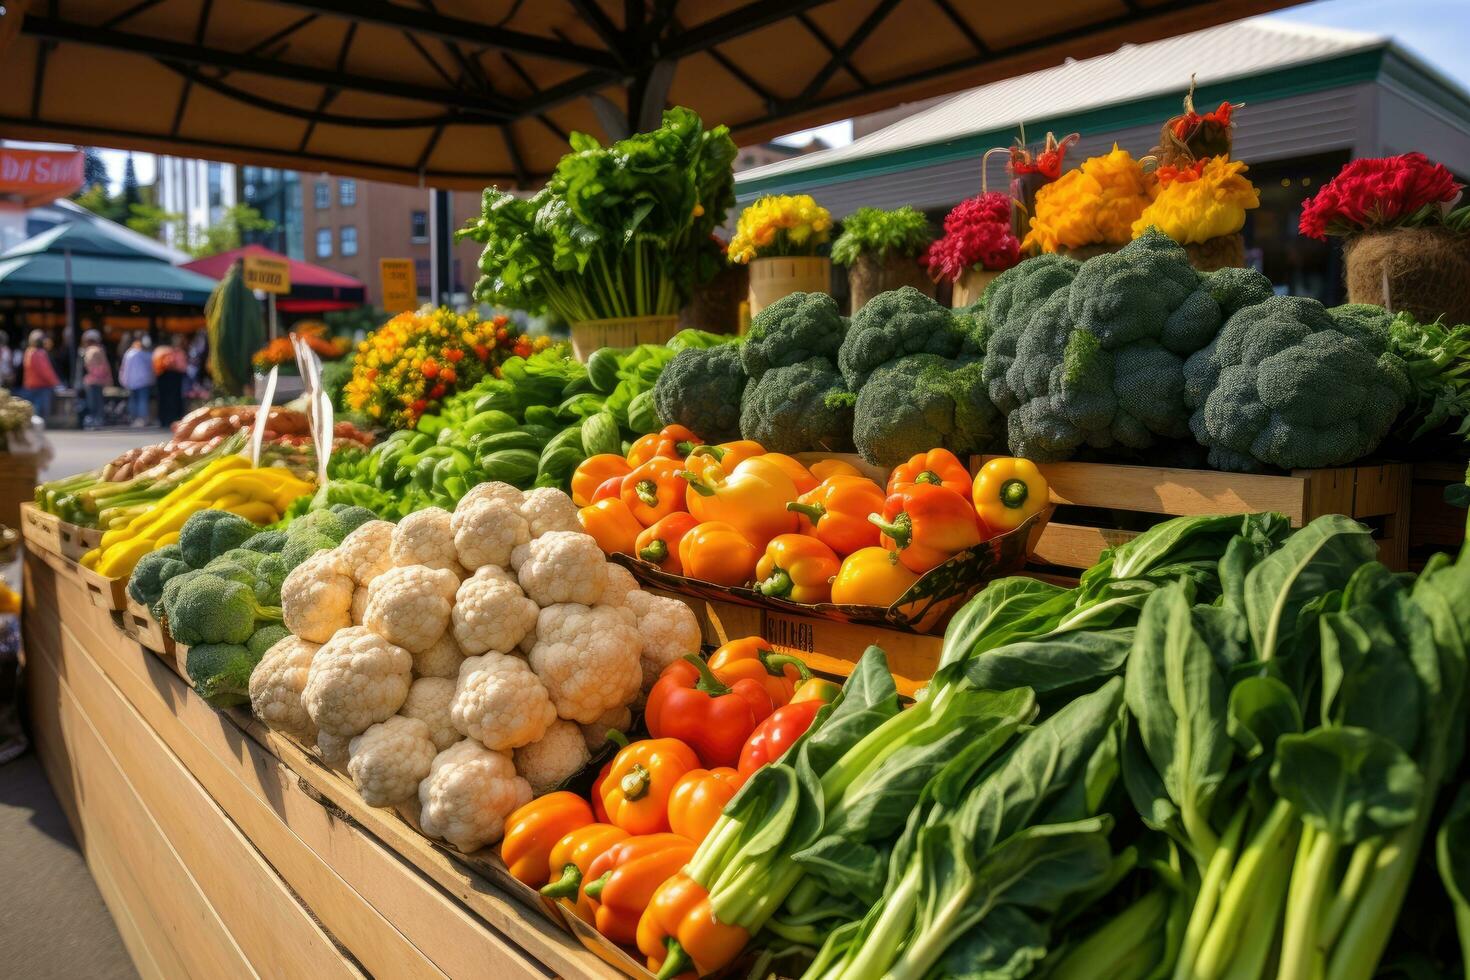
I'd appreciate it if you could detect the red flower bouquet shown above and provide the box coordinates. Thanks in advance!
[1300,152,1463,239]
[922,192,1021,283]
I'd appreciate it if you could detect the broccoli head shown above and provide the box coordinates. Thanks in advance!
[167,573,283,647]
[246,623,291,658]
[653,344,747,443]
[741,292,846,380]
[852,354,1003,465]
[289,508,347,543]
[838,286,967,391]
[239,530,288,554]
[128,549,190,608]
[185,642,260,707]
[179,510,260,568]
[739,357,855,453]
[254,554,289,607]
[328,504,378,534]
[282,531,337,571]
[1183,296,1409,471]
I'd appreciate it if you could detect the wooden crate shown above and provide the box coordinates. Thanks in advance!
[975,458,1414,577]
[58,519,104,561]
[19,501,60,555]
[76,560,128,611]
[1408,461,1467,568]
[119,597,174,655]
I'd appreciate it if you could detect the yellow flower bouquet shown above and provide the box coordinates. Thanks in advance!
[729,194,833,263]
[1132,156,1260,244]
[1022,145,1156,253]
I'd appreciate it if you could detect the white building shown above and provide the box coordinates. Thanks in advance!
[153,156,239,253]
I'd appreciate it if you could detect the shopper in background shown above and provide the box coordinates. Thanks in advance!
[119,334,156,427]
[152,338,187,430]
[0,335,12,389]
[20,330,60,420]
[79,329,113,430]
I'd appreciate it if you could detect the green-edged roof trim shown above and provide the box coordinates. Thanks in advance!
[736,48,1387,199]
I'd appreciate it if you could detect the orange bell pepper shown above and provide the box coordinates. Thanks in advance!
[637,873,750,980]
[755,533,841,604]
[807,457,864,482]
[830,546,920,607]
[601,738,702,836]
[887,448,973,498]
[501,791,594,887]
[685,439,765,474]
[706,636,812,707]
[579,498,644,555]
[628,425,701,467]
[621,457,689,526]
[788,475,885,557]
[870,483,982,574]
[677,521,760,587]
[682,456,797,547]
[758,452,819,494]
[667,768,744,843]
[635,512,700,573]
[592,475,625,502]
[572,454,633,507]
[583,833,698,945]
[540,823,630,922]
[972,456,1049,534]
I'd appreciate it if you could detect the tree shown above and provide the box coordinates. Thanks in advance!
[184,204,276,258]
[81,148,109,191]
[121,154,141,207]
[126,202,182,241]
[72,183,127,223]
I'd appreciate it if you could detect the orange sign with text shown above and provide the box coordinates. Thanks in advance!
[0,148,86,206]
[379,258,418,313]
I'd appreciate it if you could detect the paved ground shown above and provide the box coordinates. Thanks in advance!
[38,427,165,481]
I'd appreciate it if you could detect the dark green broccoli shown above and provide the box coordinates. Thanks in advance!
[128,549,190,607]
[155,567,207,621]
[739,357,854,453]
[254,554,289,607]
[185,642,260,707]
[239,530,288,554]
[246,623,291,658]
[838,286,967,391]
[653,344,747,443]
[167,573,283,647]
[282,532,336,571]
[288,508,346,543]
[178,510,260,568]
[852,354,1003,465]
[1183,296,1409,471]
[208,548,268,573]
[328,504,378,534]
[741,292,846,380]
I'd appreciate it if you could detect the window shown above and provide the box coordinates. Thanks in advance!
[339,179,356,206]
[207,163,223,208]
[314,181,330,209]
[316,227,333,258]
[341,225,358,257]
[410,210,428,242]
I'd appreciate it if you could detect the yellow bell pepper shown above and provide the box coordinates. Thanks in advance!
[755,533,842,604]
[830,547,921,607]
[681,456,798,547]
[972,457,1048,534]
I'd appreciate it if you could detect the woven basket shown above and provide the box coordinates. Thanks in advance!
[569,315,680,362]
[952,268,1000,308]
[748,256,831,318]
[849,254,934,312]
[1184,233,1245,272]
[1345,226,1470,326]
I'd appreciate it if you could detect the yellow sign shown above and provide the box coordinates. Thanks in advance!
[379,258,418,313]
[242,254,291,294]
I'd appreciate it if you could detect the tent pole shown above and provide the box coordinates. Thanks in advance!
[429,188,453,308]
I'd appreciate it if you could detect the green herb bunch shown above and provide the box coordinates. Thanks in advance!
[830,205,931,266]
[458,107,737,324]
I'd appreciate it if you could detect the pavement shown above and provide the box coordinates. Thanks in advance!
[37,426,166,481]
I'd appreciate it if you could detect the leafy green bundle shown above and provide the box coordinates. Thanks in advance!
[830,206,932,266]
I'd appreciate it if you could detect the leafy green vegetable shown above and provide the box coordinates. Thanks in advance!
[830,206,931,266]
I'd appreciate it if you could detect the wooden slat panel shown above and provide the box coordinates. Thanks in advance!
[762,612,938,696]
[1030,523,1140,571]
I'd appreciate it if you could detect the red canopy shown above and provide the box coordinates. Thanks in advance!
[183,244,366,313]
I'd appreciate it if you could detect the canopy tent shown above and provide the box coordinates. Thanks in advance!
[0,0,1304,191]
[183,244,365,313]
[0,221,219,305]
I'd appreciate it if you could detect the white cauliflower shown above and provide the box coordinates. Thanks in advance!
[347,715,437,807]
[337,519,395,586]
[303,625,413,737]
[350,585,370,625]
[519,487,582,539]
[458,481,523,513]
[248,635,321,740]
[317,730,351,767]
[625,590,704,692]
[471,565,517,587]
[453,576,538,655]
[513,720,591,795]
[364,564,458,653]
[528,605,641,722]
[398,677,459,751]
[281,549,355,643]
[579,706,632,753]
[450,497,529,571]
[517,531,607,606]
[509,542,531,572]
[391,508,463,574]
[412,631,465,679]
[599,563,640,607]
[418,739,532,851]
[451,652,557,750]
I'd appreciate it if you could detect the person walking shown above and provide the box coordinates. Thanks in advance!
[119,334,156,427]
[78,329,113,429]
[0,335,13,389]
[152,338,188,430]
[19,330,60,420]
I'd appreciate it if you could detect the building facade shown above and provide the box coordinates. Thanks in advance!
[153,157,304,259]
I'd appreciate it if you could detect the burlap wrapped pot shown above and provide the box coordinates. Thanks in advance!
[848,254,934,312]
[1345,226,1470,326]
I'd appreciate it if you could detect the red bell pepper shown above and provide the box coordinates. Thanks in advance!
[646,654,775,769]
[736,678,840,777]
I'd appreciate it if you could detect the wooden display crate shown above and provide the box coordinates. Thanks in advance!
[119,597,174,655]
[19,501,61,555]
[77,560,128,612]
[1408,460,1467,569]
[58,519,103,561]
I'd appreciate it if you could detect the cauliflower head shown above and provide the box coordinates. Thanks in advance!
[600,563,639,607]
[453,576,538,655]
[364,564,458,653]
[458,481,523,513]
[398,677,459,751]
[303,625,413,737]
[517,531,607,606]
[412,631,466,680]
[351,584,369,625]
[418,739,532,851]
[347,715,437,807]
[337,520,395,586]
[579,705,632,753]
[451,652,558,750]
[529,605,641,722]
[513,720,591,795]
[519,488,582,539]
[317,730,351,767]
[281,549,354,643]
[390,508,463,574]
[248,635,321,739]
[450,497,529,571]
[625,590,702,692]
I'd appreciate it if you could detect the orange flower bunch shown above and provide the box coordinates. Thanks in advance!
[252,320,351,368]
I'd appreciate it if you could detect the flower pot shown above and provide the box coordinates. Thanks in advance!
[1183,233,1245,272]
[951,268,1000,308]
[848,254,934,312]
[679,264,748,335]
[1344,226,1470,326]
[570,315,681,362]
[747,256,831,319]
